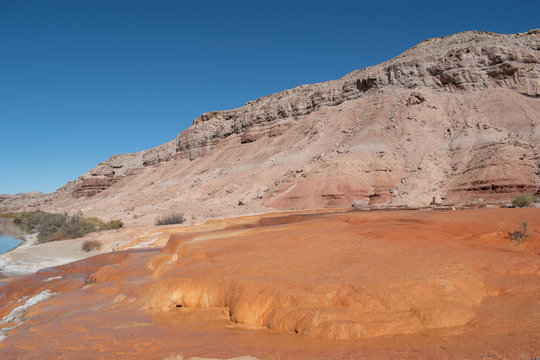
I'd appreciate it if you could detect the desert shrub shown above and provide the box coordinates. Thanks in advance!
[14,210,63,234]
[102,219,124,230]
[509,220,529,243]
[83,266,96,285]
[63,215,100,238]
[35,212,68,242]
[6,211,125,243]
[82,240,102,252]
[512,193,538,208]
[155,213,184,226]
[83,216,106,229]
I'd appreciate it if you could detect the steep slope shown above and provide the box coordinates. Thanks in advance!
[1,30,539,221]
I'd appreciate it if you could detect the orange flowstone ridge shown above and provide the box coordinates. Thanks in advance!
[1,208,539,359]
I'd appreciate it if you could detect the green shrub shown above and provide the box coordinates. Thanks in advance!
[82,240,102,252]
[155,213,184,226]
[512,193,538,208]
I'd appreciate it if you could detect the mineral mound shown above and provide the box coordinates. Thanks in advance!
[1,30,539,221]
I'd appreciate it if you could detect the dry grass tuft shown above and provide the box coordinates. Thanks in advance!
[512,193,538,208]
[82,240,102,252]
[155,213,184,226]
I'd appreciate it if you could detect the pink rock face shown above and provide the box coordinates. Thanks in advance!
[1,30,538,221]
[0,208,539,358]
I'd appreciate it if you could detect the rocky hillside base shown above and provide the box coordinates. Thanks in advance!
[0,30,538,222]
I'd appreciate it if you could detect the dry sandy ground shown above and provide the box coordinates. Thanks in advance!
[0,208,538,359]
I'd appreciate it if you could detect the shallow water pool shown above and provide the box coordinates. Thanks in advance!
[0,236,22,255]
[0,219,25,255]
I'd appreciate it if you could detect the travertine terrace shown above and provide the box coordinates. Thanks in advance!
[1,30,538,222]
[0,208,539,358]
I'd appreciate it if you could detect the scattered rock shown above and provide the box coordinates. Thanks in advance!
[352,199,369,208]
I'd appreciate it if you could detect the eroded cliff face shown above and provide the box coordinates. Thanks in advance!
[2,30,538,219]
[155,29,540,165]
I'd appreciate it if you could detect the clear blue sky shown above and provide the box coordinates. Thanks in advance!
[1,0,538,194]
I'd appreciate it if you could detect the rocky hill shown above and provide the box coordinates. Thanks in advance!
[2,30,539,222]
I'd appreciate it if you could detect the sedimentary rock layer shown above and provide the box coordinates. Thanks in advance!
[1,30,538,220]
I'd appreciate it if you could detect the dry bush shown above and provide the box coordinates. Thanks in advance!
[155,213,184,226]
[102,219,123,230]
[512,193,538,208]
[82,240,102,252]
[509,220,529,243]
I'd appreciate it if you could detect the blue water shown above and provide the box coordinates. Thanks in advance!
[0,219,25,255]
[0,235,22,255]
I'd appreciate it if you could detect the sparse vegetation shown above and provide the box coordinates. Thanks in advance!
[155,213,184,226]
[512,193,538,208]
[82,266,96,285]
[509,220,529,243]
[1,210,123,243]
[82,240,102,252]
[102,219,124,230]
